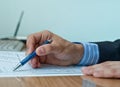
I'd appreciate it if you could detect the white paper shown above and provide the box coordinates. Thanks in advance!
[0,51,83,77]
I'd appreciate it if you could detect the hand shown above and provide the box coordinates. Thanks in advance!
[26,30,84,68]
[82,61,120,78]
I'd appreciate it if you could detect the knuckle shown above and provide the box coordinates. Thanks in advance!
[43,30,51,34]
[27,34,34,40]
[41,30,53,39]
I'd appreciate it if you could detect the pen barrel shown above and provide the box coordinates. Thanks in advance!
[20,40,52,66]
[20,51,36,65]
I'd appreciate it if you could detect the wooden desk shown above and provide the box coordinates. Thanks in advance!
[0,76,120,87]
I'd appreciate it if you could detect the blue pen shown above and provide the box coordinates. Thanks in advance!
[13,39,52,71]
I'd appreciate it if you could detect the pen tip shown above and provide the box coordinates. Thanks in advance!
[13,63,22,71]
[13,68,17,71]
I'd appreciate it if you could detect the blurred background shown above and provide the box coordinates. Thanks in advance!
[0,0,120,42]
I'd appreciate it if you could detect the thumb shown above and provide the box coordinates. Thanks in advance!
[36,44,56,56]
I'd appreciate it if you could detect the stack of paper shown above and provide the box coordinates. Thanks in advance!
[0,51,83,77]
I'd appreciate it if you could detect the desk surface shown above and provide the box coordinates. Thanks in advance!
[0,76,120,87]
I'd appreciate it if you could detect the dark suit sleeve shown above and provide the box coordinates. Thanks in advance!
[94,39,120,63]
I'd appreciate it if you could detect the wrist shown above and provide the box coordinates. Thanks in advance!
[72,44,84,65]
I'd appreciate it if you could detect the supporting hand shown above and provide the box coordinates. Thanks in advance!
[82,61,120,78]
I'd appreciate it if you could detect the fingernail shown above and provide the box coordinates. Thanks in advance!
[39,47,45,54]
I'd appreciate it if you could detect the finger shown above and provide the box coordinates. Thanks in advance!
[26,30,54,54]
[29,56,41,68]
[26,35,39,68]
[26,33,43,67]
[83,63,110,78]
[26,30,53,68]
[82,62,120,78]
[26,34,37,55]
[92,68,114,78]
[82,64,101,75]
[36,44,57,56]
[92,62,117,78]
[82,67,94,75]
[38,56,47,64]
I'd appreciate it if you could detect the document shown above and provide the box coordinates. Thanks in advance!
[0,51,83,77]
